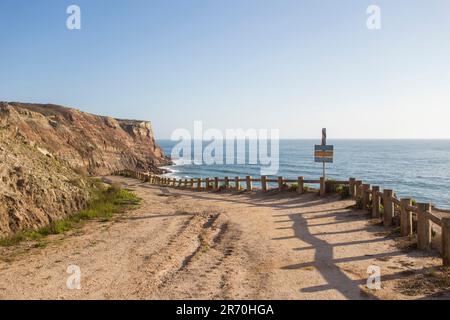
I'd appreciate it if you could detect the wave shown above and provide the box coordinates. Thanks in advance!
[171,158,193,166]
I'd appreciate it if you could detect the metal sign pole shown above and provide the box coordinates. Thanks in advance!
[314,128,333,184]
[323,162,325,181]
[322,128,326,180]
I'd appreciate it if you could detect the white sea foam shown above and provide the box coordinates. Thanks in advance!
[172,158,192,166]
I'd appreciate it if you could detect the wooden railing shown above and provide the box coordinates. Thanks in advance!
[113,170,450,266]
[113,170,345,195]
[349,178,450,266]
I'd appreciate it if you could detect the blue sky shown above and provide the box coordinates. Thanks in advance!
[1,0,449,139]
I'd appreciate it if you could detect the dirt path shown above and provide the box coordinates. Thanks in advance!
[0,176,445,300]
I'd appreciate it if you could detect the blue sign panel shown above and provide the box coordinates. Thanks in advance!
[314,145,334,163]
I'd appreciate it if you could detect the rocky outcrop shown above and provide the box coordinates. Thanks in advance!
[0,102,170,236]
[0,102,170,175]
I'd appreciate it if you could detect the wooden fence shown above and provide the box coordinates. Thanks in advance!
[113,169,450,266]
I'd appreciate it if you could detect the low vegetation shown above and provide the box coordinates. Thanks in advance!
[396,267,450,297]
[287,182,311,193]
[0,181,140,247]
[325,180,351,199]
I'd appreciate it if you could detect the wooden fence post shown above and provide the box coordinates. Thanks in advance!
[371,186,380,218]
[205,178,210,191]
[362,184,371,210]
[197,178,202,191]
[400,198,413,236]
[261,176,267,192]
[417,203,432,250]
[278,177,283,192]
[214,177,219,190]
[319,177,326,196]
[442,218,450,266]
[235,176,240,191]
[190,178,194,189]
[224,177,229,189]
[355,180,362,202]
[383,189,394,226]
[297,176,304,194]
[349,178,356,198]
[246,176,252,191]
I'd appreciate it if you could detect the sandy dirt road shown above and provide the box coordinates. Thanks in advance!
[0,176,445,300]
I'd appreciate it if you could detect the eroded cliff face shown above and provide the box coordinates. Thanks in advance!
[0,102,170,236]
[0,102,170,175]
[0,127,92,236]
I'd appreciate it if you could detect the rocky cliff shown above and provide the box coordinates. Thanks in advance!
[0,102,170,236]
[0,102,170,175]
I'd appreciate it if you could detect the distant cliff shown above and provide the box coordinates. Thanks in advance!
[0,102,170,236]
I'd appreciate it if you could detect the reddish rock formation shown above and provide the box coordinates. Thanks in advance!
[0,102,170,236]
[0,102,171,175]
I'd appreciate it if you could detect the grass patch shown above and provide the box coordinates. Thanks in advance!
[0,234,27,247]
[0,183,140,247]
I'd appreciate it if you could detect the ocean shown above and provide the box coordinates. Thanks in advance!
[157,139,450,209]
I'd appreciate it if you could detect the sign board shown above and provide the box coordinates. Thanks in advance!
[314,145,334,163]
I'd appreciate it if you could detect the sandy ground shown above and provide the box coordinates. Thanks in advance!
[0,176,447,300]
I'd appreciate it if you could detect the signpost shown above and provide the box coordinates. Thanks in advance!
[314,128,333,180]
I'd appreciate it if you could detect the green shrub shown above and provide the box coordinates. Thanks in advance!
[325,180,350,199]
[336,185,350,199]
